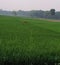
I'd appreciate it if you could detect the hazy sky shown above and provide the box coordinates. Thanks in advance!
[0,0,60,11]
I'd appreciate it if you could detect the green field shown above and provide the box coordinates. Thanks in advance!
[0,15,60,65]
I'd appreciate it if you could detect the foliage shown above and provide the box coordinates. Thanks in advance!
[0,16,60,64]
[12,11,17,16]
[50,9,55,15]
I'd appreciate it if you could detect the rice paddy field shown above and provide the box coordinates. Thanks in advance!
[0,15,60,65]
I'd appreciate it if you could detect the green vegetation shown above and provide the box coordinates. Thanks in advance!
[0,16,60,65]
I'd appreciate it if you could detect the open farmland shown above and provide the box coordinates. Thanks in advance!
[0,16,60,65]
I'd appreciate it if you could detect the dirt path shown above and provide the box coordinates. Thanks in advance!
[46,19,60,22]
[39,18,60,22]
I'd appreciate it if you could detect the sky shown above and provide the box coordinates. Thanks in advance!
[0,0,60,11]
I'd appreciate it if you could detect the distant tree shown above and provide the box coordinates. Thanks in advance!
[12,11,17,16]
[50,9,55,15]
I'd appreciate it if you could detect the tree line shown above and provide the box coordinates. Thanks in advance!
[0,9,60,19]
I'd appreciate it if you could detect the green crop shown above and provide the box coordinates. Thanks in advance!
[0,15,60,65]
